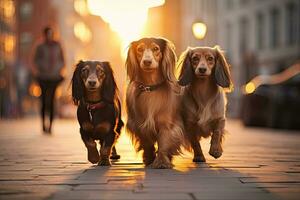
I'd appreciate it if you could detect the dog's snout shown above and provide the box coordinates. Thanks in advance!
[198,68,207,74]
[143,60,152,67]
[88,80,96,87]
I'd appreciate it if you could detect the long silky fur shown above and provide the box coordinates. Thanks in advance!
[125,38,183,157]
[177,46,233,154]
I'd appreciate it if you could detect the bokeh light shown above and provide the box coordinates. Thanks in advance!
[73,21,92,43]
[4,35,15,53]
[3,0,15,18]
[29,82,41,97]
[192,22,207,40]
[244,82,256,94]
[74,0,88,16]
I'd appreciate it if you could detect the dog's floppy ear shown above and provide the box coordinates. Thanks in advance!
[178,48,194,86]
[214,46,233,89]
[101,62,117,103]
[160,38,177,84]
[125,41,139,81]
[71,60,85,105]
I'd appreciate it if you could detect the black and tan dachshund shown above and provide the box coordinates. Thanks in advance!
[71,60,124,166]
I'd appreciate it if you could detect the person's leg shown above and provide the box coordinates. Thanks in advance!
[47,81,58,133]
[39,81,47,132]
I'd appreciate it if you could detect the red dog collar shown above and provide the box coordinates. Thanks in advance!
[86,101,106,111]
[86,101,106,122]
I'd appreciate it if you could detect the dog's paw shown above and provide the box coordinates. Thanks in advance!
[151,157,173,169]
[110,154,121,160]
[98,159,111,166]
[86,145,100,164]
[143,157,155,167]
[209,144,223,159]
[193,155,206,163]
[145,162,153,168]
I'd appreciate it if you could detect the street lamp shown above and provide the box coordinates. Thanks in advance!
[192,21,207,40]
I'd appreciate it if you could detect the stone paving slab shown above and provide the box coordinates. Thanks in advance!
[48,191,192,200]
[0,118,299,200]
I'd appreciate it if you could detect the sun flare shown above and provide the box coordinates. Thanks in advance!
[87,0,165,58]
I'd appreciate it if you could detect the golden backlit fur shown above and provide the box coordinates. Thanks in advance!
[178,46,233,162]
[125,37,183,168]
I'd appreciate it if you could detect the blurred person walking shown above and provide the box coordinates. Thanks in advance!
[33,27,65,133]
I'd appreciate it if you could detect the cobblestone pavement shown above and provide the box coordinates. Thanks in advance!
[0,118,299,200]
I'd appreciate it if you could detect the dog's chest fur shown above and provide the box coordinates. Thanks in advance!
[127,83,177,132]
[183,86,225,127]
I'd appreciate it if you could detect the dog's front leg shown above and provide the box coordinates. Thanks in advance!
[152,125,181,169]
[143,144,156,166]
[98,131,116,166]
[110,146,120,160]
[99,144,112,166]
[80,127,100,164]
[190,135,206,162]
[209,118,225,159]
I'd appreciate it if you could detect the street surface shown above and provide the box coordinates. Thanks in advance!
[0,118,299,200]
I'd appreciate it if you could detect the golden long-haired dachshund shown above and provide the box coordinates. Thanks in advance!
[178,46,233,162]
[125,37,183,169]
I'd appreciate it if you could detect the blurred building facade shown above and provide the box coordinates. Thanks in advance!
[151,0,300,117]
[0,0,16,117]
[1,0,128,118]
[1,0,299,119]
[217,0,300,116]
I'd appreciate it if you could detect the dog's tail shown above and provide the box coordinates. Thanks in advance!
[115,98,124,135]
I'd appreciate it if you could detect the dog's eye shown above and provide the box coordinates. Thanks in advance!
[137,47,144,53]
[152,47,159,51]
[207,56,214,61]
[81,68,88,73]
[192,57,199,63]
[97,70,104,77]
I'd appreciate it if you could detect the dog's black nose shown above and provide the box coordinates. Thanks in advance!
[199,68,207,74]
[143,60,152,66]
[88,80,96,87]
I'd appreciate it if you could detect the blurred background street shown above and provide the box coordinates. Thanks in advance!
[0,0,300,199]
[1,0,299,123]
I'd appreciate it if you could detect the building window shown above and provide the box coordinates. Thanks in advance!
[270,8,280,48]
[285,2,297,45]
[256,12,265,50]
[20,1,33,21]
[20,32,33,52]
[239,17,249,53]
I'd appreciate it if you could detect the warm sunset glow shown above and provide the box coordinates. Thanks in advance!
[192,22,207,40]
[87,0,165,58]
[74,0,88,16]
